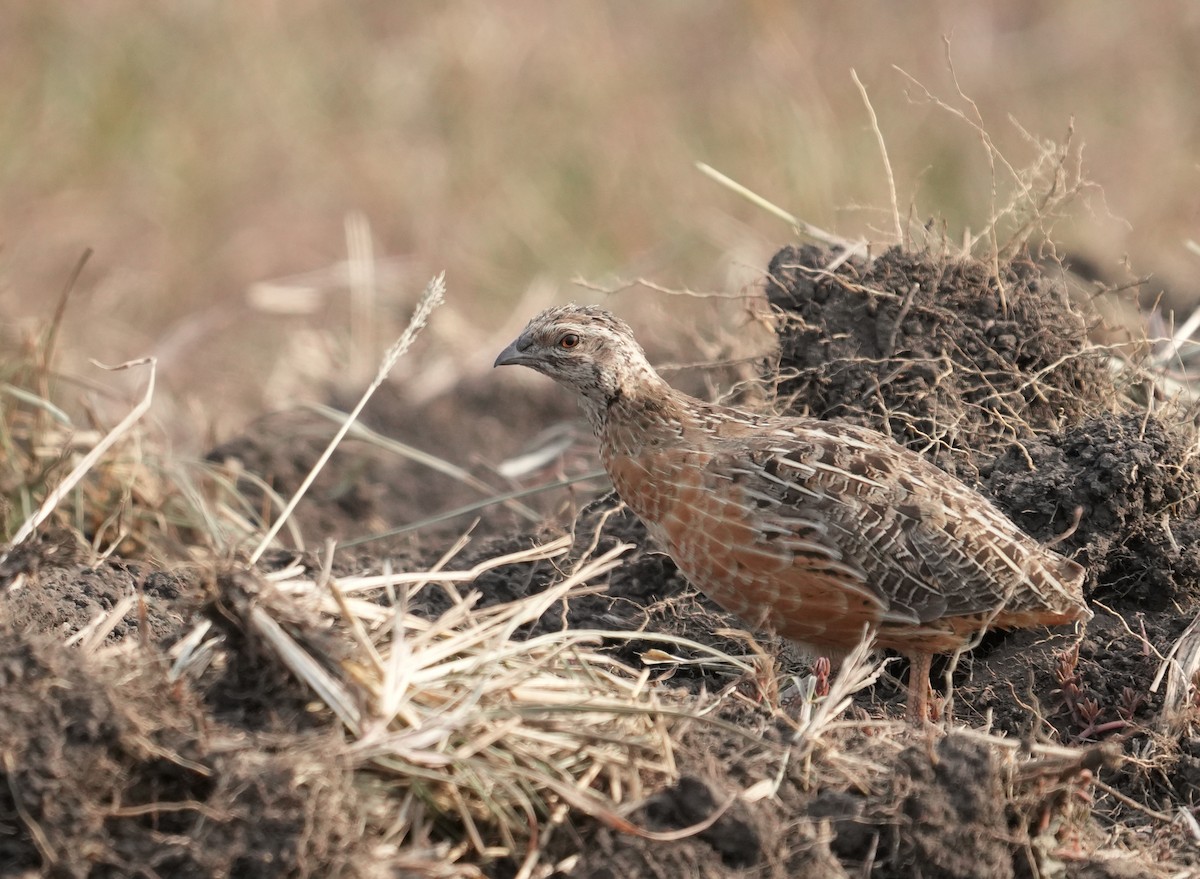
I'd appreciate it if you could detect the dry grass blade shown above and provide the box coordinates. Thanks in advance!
[1,356,156,564]
[743,630,887,803]
[795,629,886,744]
[248,604,364,734]
[496,428,576,479]
[277,535,571,597]
[304,400,541,522]
[167,619,223,682]
[196,459,307,553]
[1148,303,1200,370]
[67,594,138,652]
[0,384,71,424]
[1152,607,1200,731]
[250,273,447,564]
[695,162,868,258]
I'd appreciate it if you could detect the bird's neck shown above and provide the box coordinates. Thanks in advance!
[584,371,690,457]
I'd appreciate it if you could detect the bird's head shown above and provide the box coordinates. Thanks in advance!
[494,304,660,408]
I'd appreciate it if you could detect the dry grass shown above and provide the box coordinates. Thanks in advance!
[0,294,260,560]
[255,541,666,853]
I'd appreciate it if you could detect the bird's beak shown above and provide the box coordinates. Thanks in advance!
[494,336,533,368]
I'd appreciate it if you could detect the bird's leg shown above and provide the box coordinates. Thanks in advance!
[812,656,832,698]
[905,652,933,722]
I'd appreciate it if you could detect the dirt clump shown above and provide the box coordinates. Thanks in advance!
[943,409,1200,744]
[2,549,187,643]
[984,410,1200,609]
[565,708,1109,879]
[0,618,367,879]
[807,733,1016,879]
[766,244,1114,478]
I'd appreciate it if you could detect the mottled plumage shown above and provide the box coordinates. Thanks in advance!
[495,304,1090,717]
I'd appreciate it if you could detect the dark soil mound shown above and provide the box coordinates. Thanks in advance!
[766,244,1114,478]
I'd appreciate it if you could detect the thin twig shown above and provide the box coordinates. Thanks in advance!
[1092,778,1175,824]
[40,248,92,399]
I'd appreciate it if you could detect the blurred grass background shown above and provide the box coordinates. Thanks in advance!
[0,1,1196,442]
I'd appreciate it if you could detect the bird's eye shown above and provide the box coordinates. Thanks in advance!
[558,333,580,350]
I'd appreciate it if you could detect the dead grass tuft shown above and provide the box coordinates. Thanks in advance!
[211,537,680,860]
[0,274,278,567]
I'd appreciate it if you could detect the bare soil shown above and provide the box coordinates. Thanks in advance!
[2,244,1198,878]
